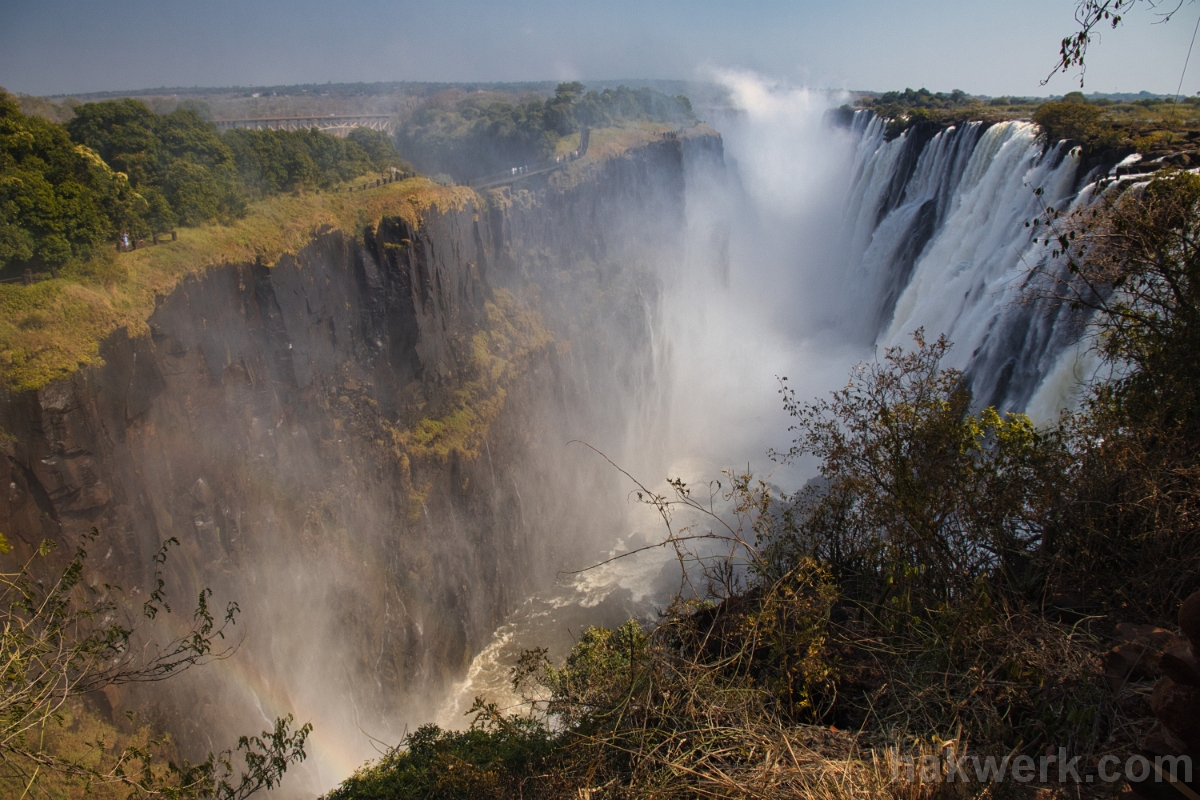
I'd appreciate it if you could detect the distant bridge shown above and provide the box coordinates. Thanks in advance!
[213,114,394,136]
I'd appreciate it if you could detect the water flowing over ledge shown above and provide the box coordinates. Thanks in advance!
[842,109,1100,416]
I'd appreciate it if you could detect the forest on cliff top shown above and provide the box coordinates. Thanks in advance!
[0,81,694,283]
[0,90,408,281]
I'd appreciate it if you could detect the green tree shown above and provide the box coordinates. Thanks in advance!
[770,331,1064,611]
[1050,0,1187,85]
[66,100,163,188]
[223,127,388,195]
[543,83,583,136]
[1031,98,1117,148]
[162,160,230,225]
[156,108,233,170]
[346,127,406,171]
[0,92,128,271]
[67,101,245,230]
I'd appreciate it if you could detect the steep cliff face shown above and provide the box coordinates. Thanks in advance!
[0,202,535,742]
[0,128,722,775]
[479,131,725,473]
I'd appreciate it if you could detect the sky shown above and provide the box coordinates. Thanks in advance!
[1,0,1197,98]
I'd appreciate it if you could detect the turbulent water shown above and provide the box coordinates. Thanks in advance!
[842,110,1100,417]
[435,82,1123,729]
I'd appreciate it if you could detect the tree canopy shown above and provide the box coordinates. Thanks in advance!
[1050,0,1187,85]
[1,91,408,276]
[1,93,142,271]
[394,83,695,180]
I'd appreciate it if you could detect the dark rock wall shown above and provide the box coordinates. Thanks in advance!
[0,131,721,757]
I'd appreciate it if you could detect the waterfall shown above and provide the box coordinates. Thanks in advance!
[842,110,1100,415]
[428,91,1148,741]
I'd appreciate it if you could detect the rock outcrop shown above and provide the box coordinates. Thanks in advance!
[1120,590,1200,800]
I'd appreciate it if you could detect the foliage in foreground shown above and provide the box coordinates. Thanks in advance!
[320,340,1103,798]
[325,717,560,800]
[1030,168,1200,616]
[0,529,310,798]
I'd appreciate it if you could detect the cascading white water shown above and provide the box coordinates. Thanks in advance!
[842,110,1105,416]
[434,80,874,725]
[433,84,1132,735]
[842,113,987,339]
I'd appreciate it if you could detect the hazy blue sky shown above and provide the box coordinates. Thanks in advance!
[1,0,1196,98]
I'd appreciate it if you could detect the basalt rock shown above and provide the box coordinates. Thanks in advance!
[1103,623,1187,692]
[1150,679,1200,755]
[1149,590,1200,758]
[1125,590,1200,800]
[1179,592,1200,654]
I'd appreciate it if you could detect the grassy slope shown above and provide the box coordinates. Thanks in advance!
[546,122,717,195]
[0,123,678,396]
[0,178,474,393]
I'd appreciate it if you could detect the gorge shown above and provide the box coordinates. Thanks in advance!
[0,84,1136,794]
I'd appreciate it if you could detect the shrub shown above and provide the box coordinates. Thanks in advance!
[1031,170,1200,616]
[1032,100,1116,148]
[768,331,1064,613]
[0,529,311,797]
[323,717,559,800]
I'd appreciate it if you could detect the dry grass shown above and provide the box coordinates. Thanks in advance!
[489,594,1124,800]
[387,288,553,463]
[547,123,718,193]
[440,467,1133,800]
[0,177,474,393]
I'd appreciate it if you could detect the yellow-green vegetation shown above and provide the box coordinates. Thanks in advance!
[548,123,717,194]
[0,700,171,800]
[388,288,552,463]
[858,88,1200,153]
[1031,94,1200,153]
[0,177,473,392]
[554,120,675,159]
[1,92,410,280]
[582,122,671,158]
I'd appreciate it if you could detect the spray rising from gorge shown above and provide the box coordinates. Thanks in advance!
[431,75,1118,742]
[0,75,1125,798]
